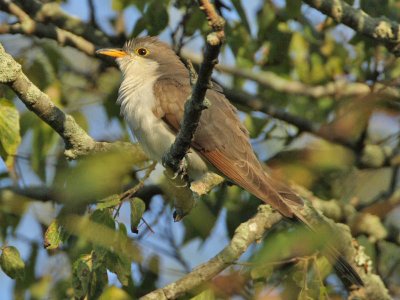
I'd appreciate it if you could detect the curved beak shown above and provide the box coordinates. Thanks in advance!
[96,48,127,58]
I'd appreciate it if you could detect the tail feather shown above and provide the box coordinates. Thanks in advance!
[333,253,364,286]
[284,196,364,286]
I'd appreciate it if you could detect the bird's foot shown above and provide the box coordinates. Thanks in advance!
[171,158,189,182]
[173,209,186,222]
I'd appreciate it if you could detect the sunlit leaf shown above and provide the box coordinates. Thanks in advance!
[55,150,146,208]
[190,289,216,300]
[44,219,69,250]
[62,214,141,262]
[130,197,145,233]
[112,0,145,11]
[290,32,310,82]
[112,0,131,11]
[29,275,51,299]
[99,286,132,300]
[97,194,121,209]
[0,99,21,170]
[0,246,25,280]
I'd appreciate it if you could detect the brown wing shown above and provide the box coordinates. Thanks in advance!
[153,78,303,217]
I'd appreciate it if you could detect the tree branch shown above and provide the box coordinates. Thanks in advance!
[14,0,111,46]
[141,201,390,300]
[292,185,388,243]
[0,0,96,56]
[303,0,400,56]
[0,43,143,159]
[140,205,283,300]
[162,0,225,174]
[183,51,400,102]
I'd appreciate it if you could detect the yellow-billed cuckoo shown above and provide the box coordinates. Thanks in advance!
[96,36,363,286]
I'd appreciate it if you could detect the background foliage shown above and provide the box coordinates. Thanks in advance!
[0,0,399,299]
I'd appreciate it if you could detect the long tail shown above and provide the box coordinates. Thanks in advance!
[253,173,364,286]
[290,202,364,287]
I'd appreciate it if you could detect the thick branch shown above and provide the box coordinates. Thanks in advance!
[0,43,141,159]
[303,0,400,56]
[162,0,225,173]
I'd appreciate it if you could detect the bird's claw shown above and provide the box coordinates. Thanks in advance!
[173,209,186,222]
[171,159,188,182]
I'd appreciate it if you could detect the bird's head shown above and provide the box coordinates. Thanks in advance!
[96,36,186,79]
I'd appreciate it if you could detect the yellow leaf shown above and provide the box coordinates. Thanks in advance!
[0,99,21,170]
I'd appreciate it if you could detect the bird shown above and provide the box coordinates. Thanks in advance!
[96,36,363,286]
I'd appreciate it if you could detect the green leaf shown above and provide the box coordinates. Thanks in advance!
[19,112,36,137]
[145,0,169,35]
[72,254,92,298]
[70,111,89,133]
[90,209,116,230]
[286,0,302,18]
[26,53,55,90]
[105,251,131,286]
[72,253,107,299]
[112,0,130,11]
[131,17,147,37]
[29,276,51,299]
[0,246,25,280]
[250,265,273,280]
[185,9,206,36]
[31,121,58,181]
[112,0,146,11]
[190,289,216,300]
[100,225,132,286]
[360,0,389,17]
[244,115,269,138]
[0,99,21,170]
[290,32,310,82]
[183,199,217,243]
[97,194,121,209]
[44,219,68,250]
[99,286,132,300]
[130,197,145,233]
[55,150,144,208]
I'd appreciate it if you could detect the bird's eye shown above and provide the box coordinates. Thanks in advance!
[136,48,149,56]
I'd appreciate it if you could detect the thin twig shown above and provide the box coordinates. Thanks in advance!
[162,0,225,175]
[87,0,98,29]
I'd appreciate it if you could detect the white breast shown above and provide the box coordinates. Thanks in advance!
[116,57,209,180]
